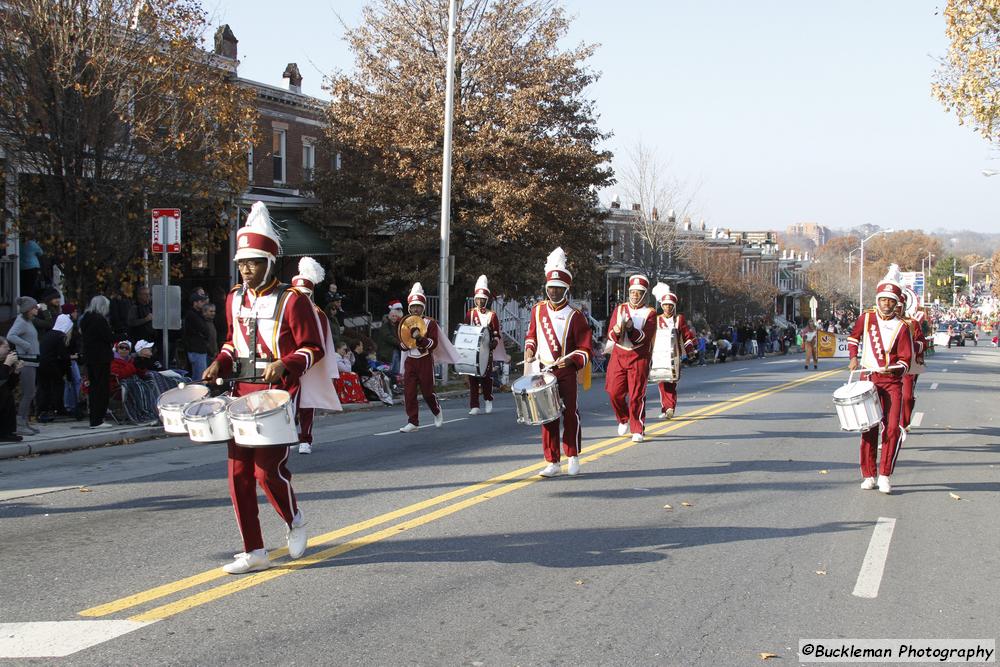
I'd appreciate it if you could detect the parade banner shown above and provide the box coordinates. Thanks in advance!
[817,330,849,358]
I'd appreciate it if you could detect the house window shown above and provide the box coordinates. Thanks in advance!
[247,145,254,182]
[272,129,286,183]
[302,140,315,180]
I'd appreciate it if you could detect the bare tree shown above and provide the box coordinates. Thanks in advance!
[613,140,699,281]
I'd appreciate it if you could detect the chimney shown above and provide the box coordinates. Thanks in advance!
[214,25,238,60]
[651,207,659,221]
[667,209,676,224]
[283,63,303,93]
[699,218,706,231]
[610,194,621,209]
[631,203,641,211]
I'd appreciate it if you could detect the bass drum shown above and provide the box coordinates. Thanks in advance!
[227,389,298,447]
[453,324,490,377]
[182,396,234,443]
[512,372,563,426]
[157,384,210,434]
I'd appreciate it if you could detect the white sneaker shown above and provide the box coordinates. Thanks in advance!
[658,410,667,419]
[539,462,561,477]
[434,410,444,428]
[399,423,418,433]
[877,475,891,494]
[665,408,675,419]
[617,422,629,436]
[631,433,644,443]
[287,511,307,559]
[223,548,270,574]
[469,407,480,416]
[567,456,580,476]
[484,400,493,414]
[89,422,114,430]
[860,477,876,490]
[298,443,312,454]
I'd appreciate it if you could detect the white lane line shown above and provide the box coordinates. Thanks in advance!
[374,418,468,436]
[0,621,154,658]
[930,382,939,390]
[910,411,923,428]
[942,368,949,373]
[731,367,749,372]
[852,517,897,599]
[953,360,959,364]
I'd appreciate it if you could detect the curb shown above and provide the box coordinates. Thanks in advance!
[0,388,475,461]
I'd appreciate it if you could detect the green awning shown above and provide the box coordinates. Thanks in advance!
[273,214,335,258]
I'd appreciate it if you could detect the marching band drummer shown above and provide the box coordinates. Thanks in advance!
[290,257,342,454]
[523,248,592,477]
[897,286,926,432]
[398,282,461,432]
[464,275,507,416]
[203,202,329,574]
[847,265,913,495]
[605,274,656,442]
[652,282,695,420]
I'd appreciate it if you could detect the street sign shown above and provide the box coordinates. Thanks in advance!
[151,208,181,254]
[899,271,925,307]
[152,285,182,331]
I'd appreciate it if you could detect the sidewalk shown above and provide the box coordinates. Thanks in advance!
[0,386,472,461]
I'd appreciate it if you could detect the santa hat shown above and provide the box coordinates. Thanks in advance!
[473,275,491,299]
[407,282,427,306]
[652,282,677,306]
[291,257,325,293]
[234,201,282,262]
[627,274,650,293]
[388,300,404,312]
[875,263,904,303]
[544,247,572,289]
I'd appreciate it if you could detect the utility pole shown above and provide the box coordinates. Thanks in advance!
[437,0,458,382]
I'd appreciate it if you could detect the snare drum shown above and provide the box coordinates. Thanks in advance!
[453,324,490,376]
[157,385,210,434]
[832,371,882,432]
[649,327,680,383]
[227,389,298,447]
[512,372,563,425]
[182,396,233,443]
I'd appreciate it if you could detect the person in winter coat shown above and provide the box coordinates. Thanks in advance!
[37,314,74,421]
[7,296,41,434]
[80,296,115,429]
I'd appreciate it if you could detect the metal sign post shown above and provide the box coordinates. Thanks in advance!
[152,208,181,365]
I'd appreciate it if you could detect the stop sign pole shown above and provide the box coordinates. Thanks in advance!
[152,208,181,365]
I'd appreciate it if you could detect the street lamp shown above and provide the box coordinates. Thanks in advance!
[921,252,935,275]
[969,261,987,296]
[859,229,894,309]
[846,248,860,281]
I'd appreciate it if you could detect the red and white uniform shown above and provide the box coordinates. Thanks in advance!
[466,307,501,408]
[400,317,443,426]
[900,311,926,430]
[605,303,656,434]
[656,312,696,412]
[524,301,592,463]
[847,308,913,479]
[214,277,324,553]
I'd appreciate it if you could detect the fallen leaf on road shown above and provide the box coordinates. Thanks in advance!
[819,469,829,474]
[759,652,779,660]
[949,492,961,500]
[681,502,693,507]
[79,487,92,493]
[663,504,673,510]
[815,570,827,575]
[574,579,585,586]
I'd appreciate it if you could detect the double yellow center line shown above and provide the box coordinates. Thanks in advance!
[80,367,842,622]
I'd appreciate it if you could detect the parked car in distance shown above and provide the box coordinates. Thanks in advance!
[959,321,978,345]
[934,322,963,348]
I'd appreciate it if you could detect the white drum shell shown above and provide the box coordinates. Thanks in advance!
[649,327,680,383]
[183,397,233,443]
[227,389,298,447]
[832,380,882,432]
[453,324,490,376]
[512,372,563,425]
[157,385,209,434]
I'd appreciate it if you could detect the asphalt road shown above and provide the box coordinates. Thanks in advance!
[1,344,998,666]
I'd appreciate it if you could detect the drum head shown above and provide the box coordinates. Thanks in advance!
[833,380,874,400]
[183,397,230,419]
[511,372,556,393]
[157,384,209,409]
[228,389,291,418]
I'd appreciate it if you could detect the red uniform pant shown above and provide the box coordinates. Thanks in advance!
[228,382,299,552]
[860,375,904,478]
[469,370,493,408]
[658,381,679,411]
[404,354,439,425]
[605,352,650,434]
[901,374,918,429]
[297,406,314,444]
[542,366,581,463]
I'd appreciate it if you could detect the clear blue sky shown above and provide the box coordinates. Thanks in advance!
[209,0,997,233]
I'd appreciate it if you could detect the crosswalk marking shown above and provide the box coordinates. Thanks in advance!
[0,621,153,658]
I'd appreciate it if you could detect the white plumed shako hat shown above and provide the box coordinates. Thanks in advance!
[875,263,904,303]
[652,282,677,306]
[291,257,325,293]
[544,247,572,289]
[473,275,491,299]
[234,201,281,262]
[407,282,427,306]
